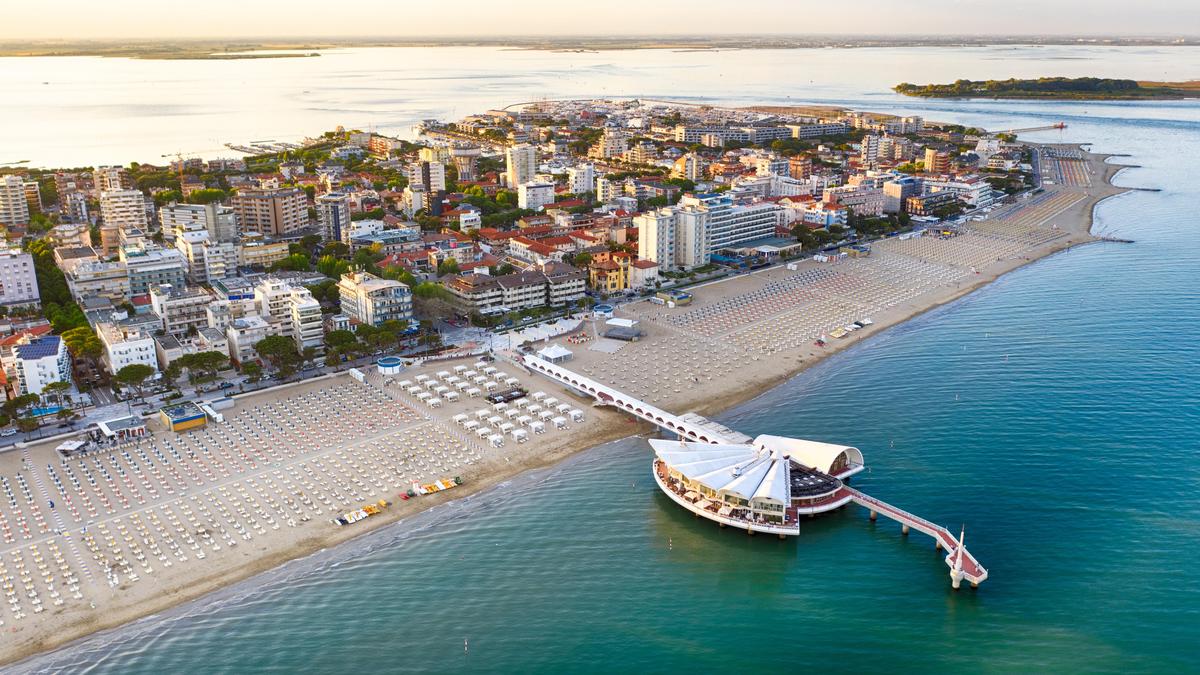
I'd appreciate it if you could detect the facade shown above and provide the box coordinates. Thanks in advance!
[96,321,159,376]
[337,271,413,327]
[517,182,556,211]
[883,176,922,214]
[504,144,537,188]
[924,148,952,174]
[567,164,595,195]
[119,243,188,295]
[316,192,351,243]
[672,154,701,181]
[237,235,290,268]
[254,277,324,352]
[225,315,270,364]
[231,187,308,236]
[175,230,238,285]
[442,264,586,314]
[160,202,238,244]
[0,247,40,308]
[823,185,885,217]
[450,144,481,181]
[635,208,675,271]
[149,284,212,336]
[677,193,782,253]
[590,128,629,159]
[405,161,446,193]
[99,189,149,254]
[11,335,72,396]
[0,175,30,226]
[63,258,131,303]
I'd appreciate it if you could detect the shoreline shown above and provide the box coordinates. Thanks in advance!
[4,145,1132,667]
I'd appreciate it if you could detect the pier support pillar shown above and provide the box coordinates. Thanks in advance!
[901,524,910,536]
[746,528,755,537]
[779,534,787,540]
[935,540,943,551]
[869,510,878,522]
[950,570,964,590]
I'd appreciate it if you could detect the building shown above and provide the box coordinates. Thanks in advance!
[231,187,308,236]
[94,165,132,193]
[788,156,813,180]
[504,144,537,188]
[0,175,30,225]
[672,153,702,181]
[924,148,952,174]
[589,128,628,159]
[225,315,270,364]
[678,193,782,253]
[149,284,212,336]
[406,161,446,193]
[567,164,595,195]
[95,321,157,375]
[337,271,413,327]
[629,259,660,289]
[119,243,188,295]
[316,192,351,243]
[47,222,92,249]
[518,182,556,211]
[450,144,482,181]
[175,230,238,285]
[254,277,324,352]
[237,234,290,268]
[442,264,585,314]
[99,189,148,254]
[0,247,40,308]
[159,401,208,433]
[860,135,881,164]
[883,176,922,214]
[905,192,960,217]
[160,202,238,244]
[823,185,885,217]
[62,257,131,303]
[11,335,71,396]
[635,208,676,271]
[787,121,850,139]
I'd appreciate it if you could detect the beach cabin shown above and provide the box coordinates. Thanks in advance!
[538,410,554,421]
[488,434,504,448]
[569,409,584,423]
[516,415,532,426]
[463,420,480,432]
[487,415,504,428]
[476,427,492,439]
[532,391,547,402]
[485,382,499,392]
[555,403,571,414]
[552,416,568,429]
[466,387,482,398]
[499,422,515,434]
[513,397,530,409]
[474,409,491,420]
[454,365,468,374]
[493,401,509,412]
[543,397,560,408]
[527,404,543,415]
[504,377,520,387]
[510,429,529,443]
[398,380,413,388]
[505,407,521,419]
[444,391,461,402]
[530,420,546,434]
[428,398,442,408]
[452,414,469,426]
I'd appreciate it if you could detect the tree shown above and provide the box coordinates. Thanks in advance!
[186,188,226,204]
[324,329,356,350]
[16,417,39,433]
[436,258,459,277]
[254,335,301,377]
[3,394,40,419]
[41,381,72,408]
[241,361,263,383]
[115,363,156,402]
[272,254,312,272]
[322,241,350,257]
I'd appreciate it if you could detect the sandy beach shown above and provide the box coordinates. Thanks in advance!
[0,145,1128,666]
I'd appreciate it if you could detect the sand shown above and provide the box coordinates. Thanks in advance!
[0,146,1129,666]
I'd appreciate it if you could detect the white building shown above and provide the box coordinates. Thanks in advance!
[0,247,40,308]
[635,208,677,270]
[337,271,413,327]
[96,321,158,376]
[175,230,238,285]
[405,161,446,193]
[504,144,537,188]
[677,193,783,253]
[254,277,324,352]
[517,182,556,211]
[0,175,30,226]
[225,315,270,365]
[567,164,595,195]
[11,335,72,396]
[149,283,212,336]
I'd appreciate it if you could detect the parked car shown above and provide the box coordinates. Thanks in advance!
[0,428,17,437]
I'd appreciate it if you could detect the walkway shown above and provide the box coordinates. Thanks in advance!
[518,354,989,588]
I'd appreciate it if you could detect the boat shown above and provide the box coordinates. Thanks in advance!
[332,499,390,526]
[409,476,463,497]
[829,327,849,339]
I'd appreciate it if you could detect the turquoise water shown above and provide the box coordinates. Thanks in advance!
[15,57,1200,672]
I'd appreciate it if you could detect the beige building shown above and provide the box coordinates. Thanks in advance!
[337,271,413,328]
[99,189,149,255]
[0,175,30,226]
[238,235,290,268]
[231,187,308,236]
[149,284,212,337]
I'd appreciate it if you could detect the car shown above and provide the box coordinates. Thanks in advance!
[219,382,236,390]
[0,428,17,437]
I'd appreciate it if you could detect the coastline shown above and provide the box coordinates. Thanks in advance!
[4,146,1130,667]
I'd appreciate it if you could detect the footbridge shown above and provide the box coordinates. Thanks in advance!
[516,354,988,589]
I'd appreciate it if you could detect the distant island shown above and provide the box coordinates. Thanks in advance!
[894,77,1200,100]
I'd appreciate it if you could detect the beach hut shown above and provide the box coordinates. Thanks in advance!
[466,387,482,398]
[485,382,499,392]
[453,365,468,374]
[516,415,532,426]
[428,398,442,408]
[474,409,491,420]
[532,392,547,402]
[527,404,543,415]
[569,409,584,422]
[473,360,487,369]
[504,407,521,419]
[493,401,509,411]
[475,427,491,439]
[463,420,480,432]
[436,370,451,380]
[452,414,469,425]
[510,429,529,443]
[529,420,546,434]
[398,380,413,388]
[488,434,504,448]
[464,370,478,379]
[543,397,560,408]
[454,381,470,391]
[555,403,571,414]
[499,422,515,434]
[504,377,520,387]
[552,416,568,429]
[483,366,498,376]
[416,374,432,383]
[513,397,530,409]
[434,385,450,395]
[444,391,461,402]
[538,410,554,421]
[487,415,504,428]
[416,391,433,401]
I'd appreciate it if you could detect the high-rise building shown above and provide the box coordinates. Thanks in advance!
[119,243,188,295]
[0,247,40,308]
[589,128,629,159]
[63,190,90,224]
[0,175,30,226]
[254,277,324,352]
[22,181,42,214]
[677,193,782,253]
[94,165,132,193]
[315,192,351,243]
[10,335,71,396]
[635,208,677,271]
[517,182,555,211]
[337,271,412,328]
[883,176,922,214]
[99,189,149,255]
[159,202,237,244]
[788,156,813,180]
[924,148,952,174]
[860,135,881,164]
[231,187,308,236]
[406,161,446,193]
[672,154,701,181]
[567,164,595,195]
[504,144,537,188]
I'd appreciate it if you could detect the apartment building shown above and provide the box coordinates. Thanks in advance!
[231,187,307,236]
[159,202,238,244]
[518,182,556,211]
[96,321,158,375]
[337,271,413,328]
[315,192,351,243]
[149,283,212,336]
[0,175,30,225]
[0,247,40,308]
[119,243,188,295]
[99,189,149,254]
[504,144,537,188]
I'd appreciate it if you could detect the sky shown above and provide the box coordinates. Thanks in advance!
[2,0,1197,40]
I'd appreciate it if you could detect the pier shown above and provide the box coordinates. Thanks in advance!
[1001,122,1067,134]
[516,354,988,588]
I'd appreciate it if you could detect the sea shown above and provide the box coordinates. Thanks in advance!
[5,46,1200,673]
